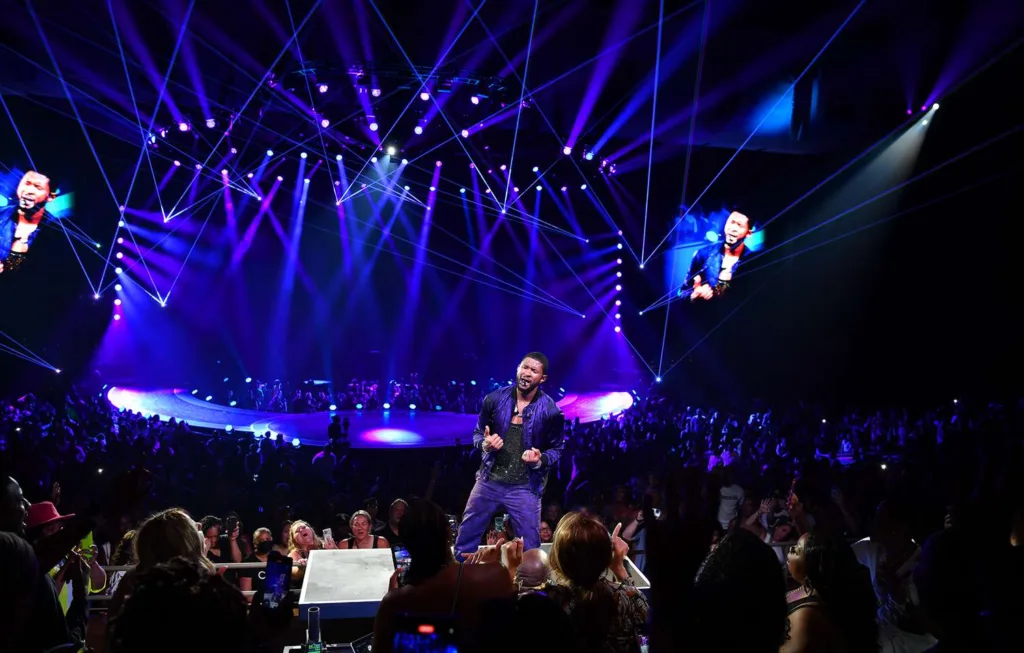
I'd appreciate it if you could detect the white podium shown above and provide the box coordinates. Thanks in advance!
[299,549,394,620]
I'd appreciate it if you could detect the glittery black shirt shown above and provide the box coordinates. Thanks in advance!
[488,422,529,485]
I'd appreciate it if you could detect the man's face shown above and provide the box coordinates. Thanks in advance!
[722,211,751,245]
[517,357,547,393]
[1,478,30,537]
[16,172,52,212]
[390,501,406,524]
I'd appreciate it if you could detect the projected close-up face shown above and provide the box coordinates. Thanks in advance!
[16,171,52,214]
[1,169,59,275]
[722,211,752,246]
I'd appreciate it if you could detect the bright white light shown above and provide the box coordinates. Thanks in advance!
[277,175,283,181]
[922,119,929,125]
[460,188,466,194]
[404,185,410,190]
[230,147,237,154]
[266,149,273,156]
[173,160,181,167]
[369,122,379,131]
[616,258,622,264]
[321,118,330,128]
[461,129,469,138]
[383,402,391,410]
[614,326,621,333]
[429,186,436,191]
[336,154,343,161]
[205,118,216,129]
[118,237,124,244]
[118,220,125,227]
[55,369,61,374]
[114,270,122,277]
[420,92,430,101]
[114,283,122,291]
[536,186,543,191]
[615,300,621,306]
[615,313,621,319]
[329,404,337,411]
[371,88,381,97]
[655,377,662,383]
[581,184,587,190]
[639,263,645,270]
[401,158,408,165]
[615,284,621,291]
[225,425,233,432]
[221,168,228,175]
[617,243,623,250]
[93,294,100,300]
[414,125,423,135]
[113,314,121,321]
[116,252,123,259]
[932,103,939,110]
[500,164,506,171]
[616,271,622,278]
[563,146,572,155]
[386,146,396,156]
[471,95,480,105]
[247,173,254,178]
[532,166,539,172]
[245,377,252,383]
[318,83,328,93]
[513,186,519,193]
[371,156,378,163]
[304,178,310,184]
[300,152,307,159]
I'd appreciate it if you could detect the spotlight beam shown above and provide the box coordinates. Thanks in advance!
[363,0,502,209]
[0,330,56,368]
[162,187,222,302]
[0,344,53,369]
[103,0,192,299]
[341,1,487,204]
[639,0,666,263]
[642,0,867,266]
[500,0,539,213]
[166,0,324,219]
[539,230,657,377]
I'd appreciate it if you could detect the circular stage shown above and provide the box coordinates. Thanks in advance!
[107,387,634,448]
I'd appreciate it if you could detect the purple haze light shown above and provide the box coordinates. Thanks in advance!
[435,160,442,167]
[114,314,121,321]
[173,160,181,167]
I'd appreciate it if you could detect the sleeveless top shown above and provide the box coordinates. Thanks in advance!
[344,534,382,549]
[787,588,823,615]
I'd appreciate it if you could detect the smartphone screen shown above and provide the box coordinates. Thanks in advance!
[392,614,458,652]
[393,546,412,586]
[262,553,293,609]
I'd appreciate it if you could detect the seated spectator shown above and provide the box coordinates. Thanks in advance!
[784,532,879,652]
[539,519,554,543]
[106,529,137,596]
[544,513,649,653]
[340,510,389,549]
[107,558,250,653]
[287,520,336,584]
[688,529,788,653]
[239,527,274,601]
[515,547,551,592]
[375,498,407,546]
[373,498,514,653]
[109,507,212,618]
[200,515,242,565]
[273,520,292,556]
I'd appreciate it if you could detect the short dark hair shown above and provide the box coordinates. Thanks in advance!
[522,352,549,375]
[199,516,221,533]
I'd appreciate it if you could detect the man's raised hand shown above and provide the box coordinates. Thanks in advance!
[482,425,504,452]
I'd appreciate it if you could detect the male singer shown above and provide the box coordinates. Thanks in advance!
[0,170,56,274]
[455,353,564,556]
[686,210,753,300]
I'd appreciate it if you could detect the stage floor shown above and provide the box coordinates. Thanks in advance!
[107,387,634,448]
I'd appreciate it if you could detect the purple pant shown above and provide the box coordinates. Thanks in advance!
[455,476,541,556]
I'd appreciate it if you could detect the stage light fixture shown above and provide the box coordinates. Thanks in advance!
[414,125,424,135]
[336,154,343,161]
[409,403,417,410]
[563,146,572,155]
[371,88,381,97]
[932,103,940,110]
[655,376,662,383]
[221,168,228,175]
[321,118,330,128]
[300,152,308,159]
[471,95,480,105]
[118,237,124,244]
[404,185,410,190]
[461,129,469,138]
[115,283,122,290]
[383,402,391,410]
[55,369,61,374]
[114,299,121,306]
[639,263,645,269]
[436,160,442,167]
[615,313,621,319]
[159,128,167,138]
[617,230,623,235]
[401,158,408,165]
[318,83,328,93]
[195,164,202,170]
[585,151,594,161]
[118,220,125,227]
[532,166,539,172]
[922,119,929,125]
[369,122,379,131]
[247,172,254,179]
[371,156,378,163]
[113,314,121,321]
[460,188,466,193]
[178,121,189,132]
[616,258,622,264]
[304,178,310,183]
[616,271,622,278]
[429,186,436,191]
[266,149,274,156]
[386,146,396,156]
[116,252,123,260]
[617,243,623,250]
[277,175,283,181]
[615,284,622,291]
[500,164,507,171]
[536,186,543,191]
[173,160,181,167]
[485,189,491,194]
[230,147,237,154]
[329,404,337,411]
[114,270,122,277]
[93,293,100,300]
[292,438,301,448]
[560,186,567,192]
[205,118,216,129]
[614,326,621,333]
[356,403,364,410]
[615,300,621,306]
[581,184,587,190]
[420,92,430,101]
[148,133,156,144]
[245,377,252,383]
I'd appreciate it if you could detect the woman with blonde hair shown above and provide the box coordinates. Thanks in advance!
[287,520,336,583]
[544,512,649,653]
[108,508,211,620]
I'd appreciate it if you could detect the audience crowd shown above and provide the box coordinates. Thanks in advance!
[1,380,1022,652]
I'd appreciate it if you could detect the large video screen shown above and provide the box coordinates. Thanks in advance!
[1,168,72,275]
[666,208,764,303]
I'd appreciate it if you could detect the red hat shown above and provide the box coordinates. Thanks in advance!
[26,502,75,531]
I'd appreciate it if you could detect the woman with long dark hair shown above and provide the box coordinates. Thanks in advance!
[785,532,879,652]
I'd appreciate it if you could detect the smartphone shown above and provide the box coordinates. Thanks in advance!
[224,516,238,535]
[392,613,458,652]
[493,514,508,533]
[653,508,662,519]
[260,552,293,610]
[393,546,412,586]
[322,528,332,542]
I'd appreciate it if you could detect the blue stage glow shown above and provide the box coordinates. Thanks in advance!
[435,405,443,411]
[470,380,477,386]
[245,377,252,383]
[291,438,301,448]
[205,395,213,401]
[705,230,719,242]
[329,404,337,411]
[225,425,233,432]
[748,83,794,135]
[409,403,417,410]
[356,403,364,410]
[229,400,237,407]
[383,402,391,410]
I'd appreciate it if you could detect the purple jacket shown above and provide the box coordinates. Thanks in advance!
[472,385,565,494]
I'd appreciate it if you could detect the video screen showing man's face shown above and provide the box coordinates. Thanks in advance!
[722,211,752,245]
[685,210,756,302]
[1,170,55,274]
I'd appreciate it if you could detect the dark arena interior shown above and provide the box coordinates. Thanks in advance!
[1,1,1022,651]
